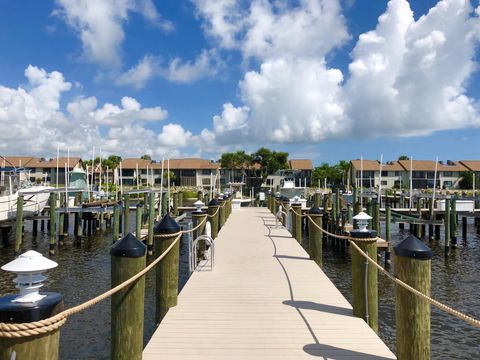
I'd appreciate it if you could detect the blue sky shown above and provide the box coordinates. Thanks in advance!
[1,0,480,165]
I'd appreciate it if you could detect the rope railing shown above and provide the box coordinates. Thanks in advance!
[0,232,182,338]
[0,203,222,338]
[305,215,480,329]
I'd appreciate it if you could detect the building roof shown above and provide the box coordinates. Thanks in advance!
[0,156,34,167]
[120,158,153,169]
[158,158,219,170]
[459,161,480,172]
[288,159,313,170]
[0,156,81,169]
[398,160,467,172]
[27,157,82,169]
[350,160,381,171]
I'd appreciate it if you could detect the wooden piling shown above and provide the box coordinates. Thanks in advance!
[113,205,120,243]
[451,199,458,247]
[49,193,57,254]
[14,195,24,254]
[173,192,178,216]
[308,207,322,267]
[154,214,180,324]
[350,229,378,333]
[111,233,146,360]
[147,192,155,256]
[219,199,226,229]
[385,204,391,265]
[394,235,432,360]
[445,198,451,255]
[178,192,183,208]
[207,199,220,239]
[462,216,467,239]
[59,193,65,240]
[291,203,302,244]
[123,194,130,237]
[136,205,142,241]
[374,201,380,235]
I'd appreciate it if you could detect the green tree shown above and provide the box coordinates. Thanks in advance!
[398,155,410,160]
[141,154,152,160]
[219,151,253,170]
[252,147,289,180]
[459,171,474,189]
[337,160,350,185]
[312,163,343,186]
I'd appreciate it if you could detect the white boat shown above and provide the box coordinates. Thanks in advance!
[278,170,307,208]
[0,170,53,222]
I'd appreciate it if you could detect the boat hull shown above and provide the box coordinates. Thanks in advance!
[0,187,53,222]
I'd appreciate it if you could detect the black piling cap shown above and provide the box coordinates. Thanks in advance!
[394,235,433,260]
[349,229,377,239]
[281,196,290,202]
[154,213,180,234]
[208,199,220,206]
[309,206,321,215]
[0,292,63,323]
[111,233,146,257]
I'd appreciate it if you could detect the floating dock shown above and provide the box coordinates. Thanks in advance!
[144,207,395,359]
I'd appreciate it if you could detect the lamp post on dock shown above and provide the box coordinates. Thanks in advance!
[0,251,63,359]
[350,211,378,333]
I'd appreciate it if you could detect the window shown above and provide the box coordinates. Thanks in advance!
[381,171,388,177]
[202,169,211,175]
[181,169,196,177]
[395,171,400,176]
[381,180,387,186]
[443,171,453,177]
[202,178,211,185]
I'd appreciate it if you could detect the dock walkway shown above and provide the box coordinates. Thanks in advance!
[143,207,395,359]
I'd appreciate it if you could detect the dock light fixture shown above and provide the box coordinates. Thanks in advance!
[293,196,300,204]
[194,200,204,212]
[352,212,372,232]
[1,250,58,303]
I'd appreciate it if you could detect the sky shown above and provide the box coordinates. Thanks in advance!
[1,0,480,165]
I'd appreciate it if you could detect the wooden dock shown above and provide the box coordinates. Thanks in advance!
[143,207,395,359]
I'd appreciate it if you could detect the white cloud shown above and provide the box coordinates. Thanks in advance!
[54,0,172,67]
[197,0,480,145]
[161,49,224,83]
[0,65,193,158]
[117,49,224,88]
[193,0,349,61]
[116,55,160,89]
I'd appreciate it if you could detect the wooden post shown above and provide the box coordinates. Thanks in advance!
[428,198,434,240]
[173,192,178,216]
[111,233,146,360]
[154,214,180,324]
[143,192,148,224]
[462,216,467,239]
[374,201,380,235]
[14,195,24,254]
[451,199,457,247]
[135,204,142,240]
[113,205,120,243]
[59,193,65,240]
[197,190,204,201]
[394,235,432,360]
[0,292,64,360]
[207,199,220,239]
[385,204,392,265]
[282,198,290,227]
[350,228,378,333]
[219,199,226,229]
[147,192,155,256]
[192,210,207,259]
[292,203,302,244]
[314,191,321,208]
[161,192,168,217]
[123,194,130,237]
[49,193,57,255]
[32,219,38,236]
[308,207,322,267]
[366,201,372,229]
[74,212,82,237]
[445,198,451,255]
[178,191,183,208]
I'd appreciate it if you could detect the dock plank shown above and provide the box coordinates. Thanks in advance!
[143,207,396,359]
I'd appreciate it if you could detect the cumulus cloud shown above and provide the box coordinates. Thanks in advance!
[54,0,172,67]
[117,49,224,88]
[193,0,349,61]
[195,0,480,145]
[0,65,192,158]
